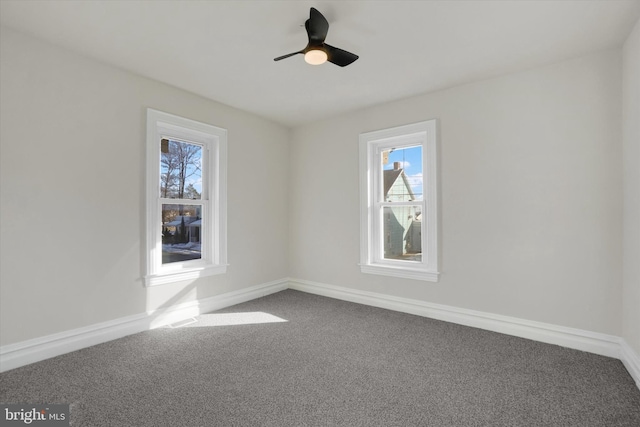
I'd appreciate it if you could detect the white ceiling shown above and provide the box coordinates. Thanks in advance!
[1,0,639,128]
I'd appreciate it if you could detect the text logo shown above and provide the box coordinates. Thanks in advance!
[1,404,69,426]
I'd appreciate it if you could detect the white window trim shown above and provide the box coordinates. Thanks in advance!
[359,120,440,282]
[145,109,227,286]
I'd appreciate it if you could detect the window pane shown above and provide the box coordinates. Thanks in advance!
[161,204,202,264]
[382,205,422,261]
[381,145,423,201]
[160,139,202,200]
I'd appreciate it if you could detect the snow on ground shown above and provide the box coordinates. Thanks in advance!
[162,242,201,254]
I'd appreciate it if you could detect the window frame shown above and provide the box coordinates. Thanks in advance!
[359,120,440,282]
[145,109,227,286]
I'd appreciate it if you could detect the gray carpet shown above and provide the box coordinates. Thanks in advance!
[1,290,639,426]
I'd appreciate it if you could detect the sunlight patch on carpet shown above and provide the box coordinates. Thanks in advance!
[175,312,288,327]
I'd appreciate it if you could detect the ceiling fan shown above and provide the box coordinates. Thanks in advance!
[274,7,359,67]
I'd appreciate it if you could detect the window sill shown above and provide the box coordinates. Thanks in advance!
[144,264,228,287]
[360,263,439,282]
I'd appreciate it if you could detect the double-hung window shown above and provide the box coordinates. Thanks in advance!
[145,109,227,286]
[359,120,439,281]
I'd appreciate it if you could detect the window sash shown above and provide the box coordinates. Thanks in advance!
[359,119,439,282]
[373,202,425,265]
[159,137,206,200]
[145,109,227,286]
[159,201,207,269]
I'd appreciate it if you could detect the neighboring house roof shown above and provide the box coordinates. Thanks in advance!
[383,167,415,201]
[383,169,403,197]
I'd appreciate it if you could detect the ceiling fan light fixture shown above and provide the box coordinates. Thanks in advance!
[304,49,328,65]
[274,8,358,67]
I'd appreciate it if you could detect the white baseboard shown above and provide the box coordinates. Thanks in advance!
[3,275,639,391]
[620,340,640,389]
[0,279,287,373]
[0,311,150,374]
[287,277,640,388]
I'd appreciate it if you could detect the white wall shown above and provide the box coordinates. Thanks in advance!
[290,49,623,335]
[622,19,640,356]
[0,27,290,346]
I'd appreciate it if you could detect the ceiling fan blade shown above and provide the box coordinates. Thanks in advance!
[274,51,303,61]
[325,44,359,67]
[306,7,329,44]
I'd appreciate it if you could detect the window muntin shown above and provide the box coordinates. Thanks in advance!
[359,120,439,281]
[146,109,227,286]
